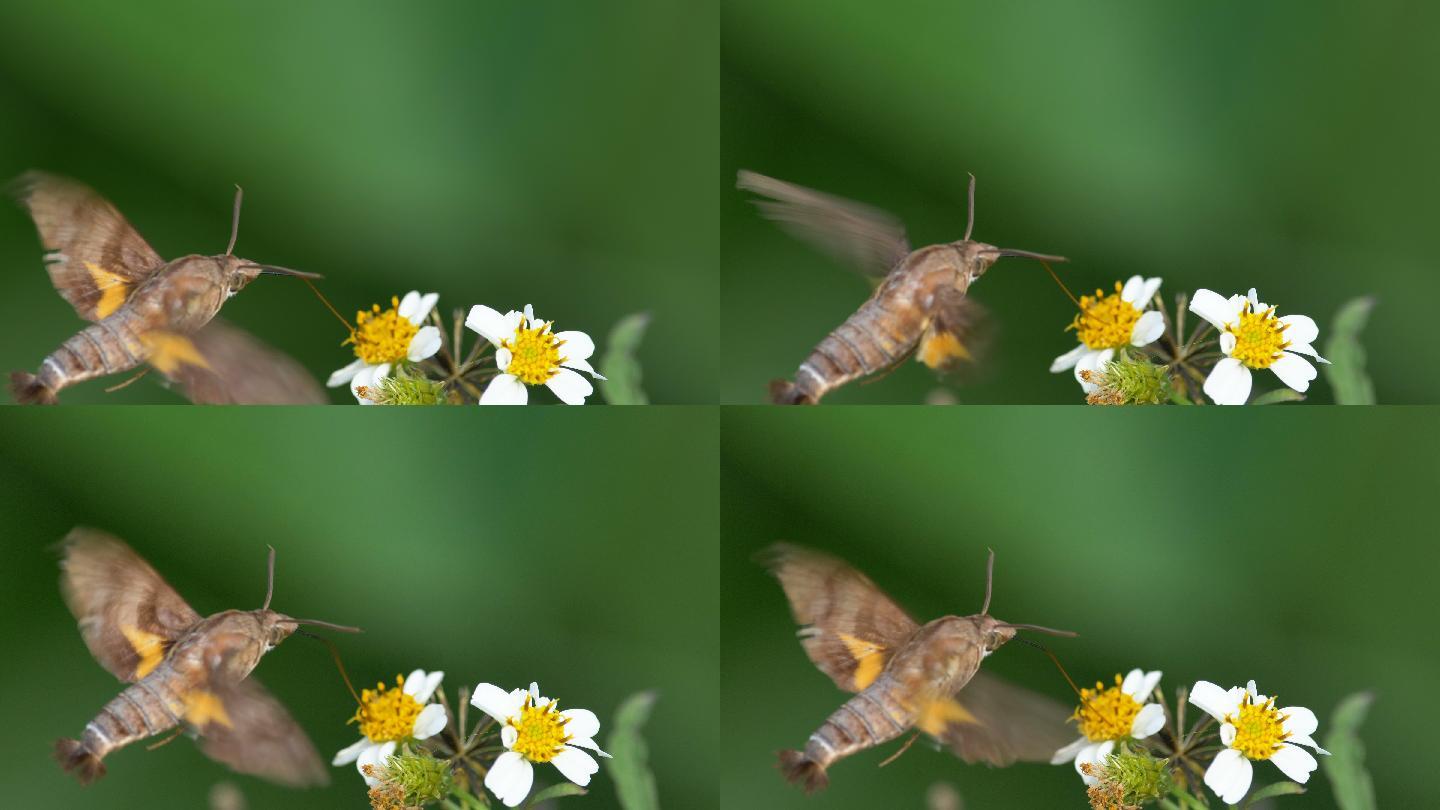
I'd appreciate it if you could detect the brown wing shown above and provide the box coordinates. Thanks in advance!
[758,543,920,693]
[918,291,992,374]
[10,172,165,321]
[159,318,327,404]
[918,671,1074,766]
[194,679,329,787]
[57,528,202,682]
[738,170,911,277]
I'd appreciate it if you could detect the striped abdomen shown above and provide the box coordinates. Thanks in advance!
[783,292,925,404]
[35,311,150,394]
[79,675,186,761]
[802,676,916,770]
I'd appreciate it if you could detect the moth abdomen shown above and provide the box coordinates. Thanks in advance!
[59,676,187,783]
[54,738,105,785]
[787,678,914,789]
[781,294,923,404]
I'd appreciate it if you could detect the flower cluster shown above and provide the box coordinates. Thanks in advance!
[1049,277,1331,405]
[326,291,606,405]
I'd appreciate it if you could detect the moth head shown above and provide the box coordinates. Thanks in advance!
[974,614,1018,653]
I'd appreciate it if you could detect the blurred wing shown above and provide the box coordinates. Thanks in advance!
[10,172,164,321]
[160,318,327,404]
[919,671,1075,766]
[57,528,202,682]
[195,678,329,787]
[737,170,911,277]
[758,543,920,693]
[918,291,992,374]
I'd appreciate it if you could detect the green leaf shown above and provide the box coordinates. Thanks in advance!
[1250,388,1305,406]
[598,312,651,405]
[606,690,661,810]
[525,782,588,805]
[1324,297,1377,405]
[1243,780,1305,806]
[1323,692,1378,810]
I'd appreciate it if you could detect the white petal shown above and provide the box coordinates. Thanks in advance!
[561,708,601,742]
[1120,669,1146,695]
[1285,341,1330,364]
[1189,289,1241,329]
[1269,352,1317,393]
[1074,348,1113,393]
[545,367,594,405]
[1051,736,1089,766]
[554,330,595,363]
[1189,681,1243,721]
[1247,288,1262,309]
[399,291,439,325]
[480,374,529,405]
[357,740,396,786]
[1131,702,1166,739]
[1140,276,1163,303]
[1269,743,1319,784]
[1280,706,1318,739]
[408,325,442,361]
[332,737,369,766]
[465,305,514,346]
[351,363,391,405]
[551,746,600,786]
[495,346,513,372]
[485,751,534,808]
[1220,722,1236,746]
[562,357,606,379]
[523,304,535,323]
[1204,357,1252,405]
[404,670,444,702]
[1131,310,1165,346]
[1050,342,1087,373]
[397,291,422,321]
[1120,275,1145,303]
[1205,748,1253,805]
[1287,733,1329,755]
[501,724,518,749]
[1278,314,1318,346]
[1074,740,1114,785]
[327,358,367,388]
[567,735,611,757]
[1219,331,1237,356]
[471,683,524,723]
[413,703,448,739]
[1138,670,1164,697]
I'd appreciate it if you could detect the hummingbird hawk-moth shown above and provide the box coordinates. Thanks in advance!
[738,171,1069,404]
[759,544,1076,792]
[8,172,327,404]
[54,528,360,787]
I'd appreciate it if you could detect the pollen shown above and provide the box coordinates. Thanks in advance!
[347,298,419,365]
[1225,301,1289,369]
[1226,693,1290,760]
[352,675,423,743]
[1069,282,1141,350]
[502,314,565,386]
[1074,674,1142,742]
[508,693,571,763]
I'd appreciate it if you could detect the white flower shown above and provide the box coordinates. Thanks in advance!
[332,669,447,785]
[465,304,605,405]
[1189,679,1329,805]
[1051,668,1166,784]
[328,291,442,404]
[1051,276,1165,393]
[1187,288,1329,405]
[470,681,610,807]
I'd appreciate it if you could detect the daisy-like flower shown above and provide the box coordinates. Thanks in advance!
[1051,669,1166,784]
[469,681,610,807]
[327,291,442,404]
[1189,679,1329,805]
[333,669,448,785]
[464,304,604,405]
[1051,276,1166,393]
[1187,288,1329,405]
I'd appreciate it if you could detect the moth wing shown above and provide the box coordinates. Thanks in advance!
[917,291,992,374]
[10,172,165,321]
[157,318,327,404]
[920,670,1075,766]
[57,528,202,683]
[194,678,329,787]
[737,170,911,278]
[758,543,920,693]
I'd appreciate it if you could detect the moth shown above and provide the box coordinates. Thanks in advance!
[759,543,1076,792]
[8,172,327,404]
[54,527,360,786]
[738,171,1068,404]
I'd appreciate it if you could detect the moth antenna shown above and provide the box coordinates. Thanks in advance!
[298,629,362,705]
[980,547,995,615]
[1015,637,1084,699]
[226,184,243,256]
[262,545,276,610]
[1000,621,1079,638]
[292,618,363,634]
[964,173,977,242]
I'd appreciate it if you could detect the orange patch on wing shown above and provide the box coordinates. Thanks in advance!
[141,332,210,374]
[183,689,233,730]
[85,262,130,319]
[837,633,887,690]
[916,697,979,736]
[120,625,166,679]
[919,331,971,369]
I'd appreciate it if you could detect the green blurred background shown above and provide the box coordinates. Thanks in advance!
[723,1,1439,403]
[0,408,717,808]
[0,0,716,404]
[722,407,1438,807]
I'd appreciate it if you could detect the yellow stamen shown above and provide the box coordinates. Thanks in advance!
[1225,301,1290,369]
[1073,674,1142,742]
[1226,693,1290,760]
[508,693,571,763]
[351,675,423,743]
[347,297,419,365]
[1069,282,1141,350]
[502,315,565,386]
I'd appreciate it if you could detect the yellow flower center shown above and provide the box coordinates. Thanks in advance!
[1069,282,1141,350]
[347,297,418,365]
[1073,674,1142,742]
[508,694,571,763]
[352,675,422,743]
[1225,302,1289,369]
[1226,693,1289,760]
[502,316,565,386]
